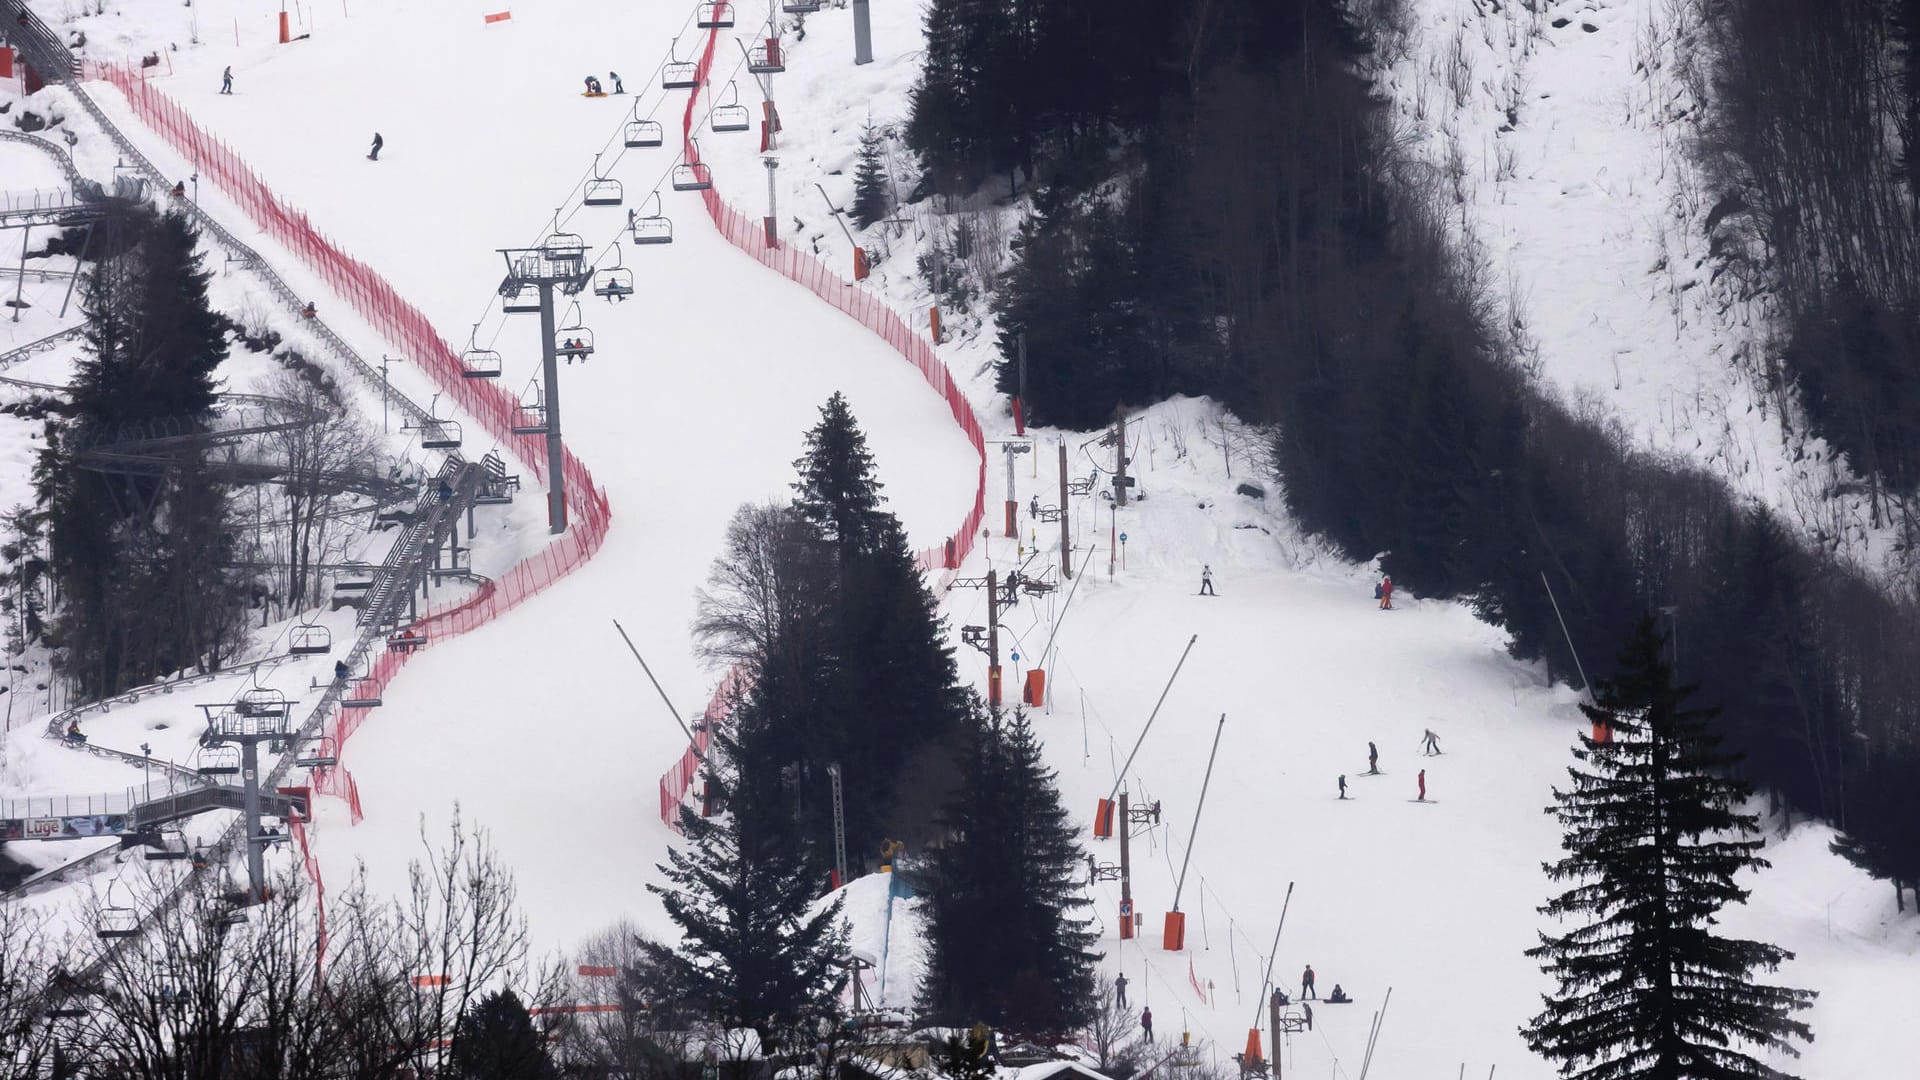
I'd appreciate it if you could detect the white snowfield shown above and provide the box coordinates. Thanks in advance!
[1,0,1915,1076]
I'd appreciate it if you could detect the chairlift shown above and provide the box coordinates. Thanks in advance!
[461,326,504,378]
[511,382,549,436]
[697,1,734,28]
[341,678,383,709]
[288,623,331,656]
[584,154,624,207]
[594,248,636,300]
[672,155,713,192]
[501,282,541,314]
[198,745,240,777]
[782,0,821,12]
[97,885,139,940]
[710,81,751,134]
[630,190,674,246]
[663,39,700,90]
[748,38,785,74]
[625,117,664,149]
[144,822,189,861]
[420,418,463,450]
[555,302,595,360]
[543,231,589,261]
[296,736,338,769]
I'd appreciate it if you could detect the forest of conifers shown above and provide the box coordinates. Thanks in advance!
[907,0,1920,898]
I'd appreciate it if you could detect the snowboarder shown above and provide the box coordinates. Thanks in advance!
[1417,768,1427,802]
[1302,1001,1313,1030]
[609,71,624,94]
[1378,575,1393,610]
[584,74,603,95]
[368,132,383,161]
[1421,728,1441,755]
[1328,985,1350,1004]
[1200,565,1215,596]
[1114,973,1128,1008]
[1301,964,1317,1000]
[1337,774,1348,800]
[1140,1006,1153,1040]
[1366,741,1379,775]
[220,66,233,94]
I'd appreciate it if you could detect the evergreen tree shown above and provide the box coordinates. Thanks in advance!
[1522,614,1816,1079]
[921,708,1098,1037]
[647,770,850,1050]
[451,989,558,1080]
[790,395,972,856]
[852,120,892,230]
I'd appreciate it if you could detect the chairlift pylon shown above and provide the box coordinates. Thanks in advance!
[710,81,751,134]
[288,623,332,656]
[584,153,624,207]
[630,190,675,246]
[697,0,734,28]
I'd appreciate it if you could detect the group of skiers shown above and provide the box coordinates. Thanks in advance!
[1337,731,1442,801]
[1129,967,1354,1044]
[583,72,624,95]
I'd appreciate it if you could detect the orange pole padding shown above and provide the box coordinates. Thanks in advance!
[930,306,942,343]
[278,10,290,42]
[1162,910,1187,952]
[0,49,13,80]
[1005,499,1016,538]
[1119,898,1135,939]
[853,247,869,281]
[1093,798,1114,839]
[483,10,512,23]
[763,215,777,248]
[1244,1029,1263,1064]
[987,663,1001,706]
[1023,668,1045,706]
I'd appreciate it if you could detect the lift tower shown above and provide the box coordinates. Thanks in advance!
[498,233,596,533]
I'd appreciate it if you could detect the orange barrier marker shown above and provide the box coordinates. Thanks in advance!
[278,10,290,43]
[1244,1029,1263,1064]
[483,9,512,24]
[1163,910,1186,951]
[1023,668,1045,706]
[1093,797,1114,838]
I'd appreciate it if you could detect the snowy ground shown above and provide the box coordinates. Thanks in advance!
[1,0,1915,1075]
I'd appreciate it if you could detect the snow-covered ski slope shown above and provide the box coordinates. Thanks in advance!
[8,0,1918,1075]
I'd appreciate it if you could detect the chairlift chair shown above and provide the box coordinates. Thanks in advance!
[420,419,463,450]
[288,623,331,656]
[543,231,589,261]
[198,746,240,777]
[501,283,541,314]
[697,1,734,28]
[341,678,383,709]
[461,347,502,379]
[710,82,751,134]
[144,823,189,861]
[511,383,549,436]
[673,162,713,192]
[595,267,635,300]
[625,117,664,149]
[237,687,291,720]
[782,0,821,12]
[555,327,595,361]
[630,191,675,246]
[296,736,338,769]
[584,156,625,207]
[662,60,699,90]
[97,907,139,940]
[748,39,786,74]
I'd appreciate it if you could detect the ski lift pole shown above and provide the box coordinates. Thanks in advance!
[1250,882,1294,1030]
[1103,634,1198,809]
[611,619,704,763]
[813,183,860,249]
[1164,713,1226,950]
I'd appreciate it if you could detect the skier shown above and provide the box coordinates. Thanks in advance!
[1417,768,1427,802]
[1301,964,1317,1000]
[1302,1002,1313,1030]
[220,65,232,94]
[1114,973,1128,1008]
[1366,741,1379,775]
[1200,565,1215,596]
[170,180,186,199]
[584,74,603,95]
[1378,575,1394,610]
[368,132,383,161]
[627,207,637,230]
[609,71,624,94]
[1337,774,1348,800]
[1421,728,1441,756]
[1140,1006,1153,1041]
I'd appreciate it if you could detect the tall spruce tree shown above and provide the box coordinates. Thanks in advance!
[647,761,849,1050]
[1522,614,1816,1079]
[790,394,971,857]
[921,708,1098,1037]
[852,120,891,229]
